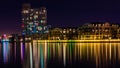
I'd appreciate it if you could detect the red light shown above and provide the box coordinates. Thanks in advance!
[21,24,24,28]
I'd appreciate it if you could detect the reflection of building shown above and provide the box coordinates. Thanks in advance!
[77,22,119,40]
[22,4,48,35]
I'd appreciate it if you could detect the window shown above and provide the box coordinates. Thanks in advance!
[34,15,38,19]
[25,10,29,13]
[29,28,32,31]
[98,24,101,27]
[22,18,24,21]
[29,22,33,24]
[38,26,42,30]
[30,17,32,20]
[30,9,33,11]
[23,10,29,13]
[41,20,45,23]
[30,13,33,16]
[96,24,97,27]
[36,11,38,14]
[43,10,46,12]
[63,31,66,33]
[26,18,29,20]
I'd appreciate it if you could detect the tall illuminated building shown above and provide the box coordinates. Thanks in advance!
[21,4,48,35]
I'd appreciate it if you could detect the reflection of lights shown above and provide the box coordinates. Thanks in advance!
[0,44,1,58]
[29,43,33,68]
[63,43,66,67]
[14,42,16,60]
[114,43,116,60]
[44,40,47,68]
[2,42,9,63]
[40,43,44,68]
[22,40,120,68]
[47,43,50,60]
[21,43,24,61]
[109,43,111,60]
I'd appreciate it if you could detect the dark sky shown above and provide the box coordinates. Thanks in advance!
[0,0,120,34]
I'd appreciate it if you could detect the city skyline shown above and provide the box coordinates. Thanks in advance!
[1,0,120,34]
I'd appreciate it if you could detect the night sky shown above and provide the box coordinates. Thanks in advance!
[0,0,120,34]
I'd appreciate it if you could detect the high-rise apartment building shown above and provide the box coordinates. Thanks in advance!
[21,4,48,35]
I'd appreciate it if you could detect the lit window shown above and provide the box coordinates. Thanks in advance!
[43,10,46,12]
[34,15,38,19]
[42,17,46,19]
[30,13,33,16]
[35,23,38,26]
[67,30,69,33]
[36,11,38,14]
[44,27,46,30]
[63,30,66,33]
[26,10,29,13]
[96,24,97,27]
[29,22,33,24]
[31,9,33,11]
[103,24,104,26]
[38,26,42,30]
[30,17,32,20]
[22,18,24,20]
[98,24,101,27]
[60,31,62,33]
[105,30,108,32]
[73,29,75,33]
[29,28,32,31]
[23,10,29,13]
[41,20,45,23]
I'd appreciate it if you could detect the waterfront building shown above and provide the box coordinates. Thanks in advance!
[48,22,120,40]
[77,22,119,40]
[117,27,120,39]
[21,4,48,35]
[48,27,78,40]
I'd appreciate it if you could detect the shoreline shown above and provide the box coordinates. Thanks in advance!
[33,39,120,43]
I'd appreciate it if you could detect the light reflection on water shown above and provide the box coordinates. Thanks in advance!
[0,42,120,68]
[2,42,10,63]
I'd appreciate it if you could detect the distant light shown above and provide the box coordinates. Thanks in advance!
[22,32,25,35]
[3,34,6,37]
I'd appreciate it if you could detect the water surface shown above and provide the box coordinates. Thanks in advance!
[0,41,120,68]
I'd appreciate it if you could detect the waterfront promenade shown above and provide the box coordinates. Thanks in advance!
[33,39,120,43]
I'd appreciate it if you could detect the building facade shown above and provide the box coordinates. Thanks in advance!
[48,27,78,40]
[21,4,48,35]
[47,22,120,40]
[77,22,119,40]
